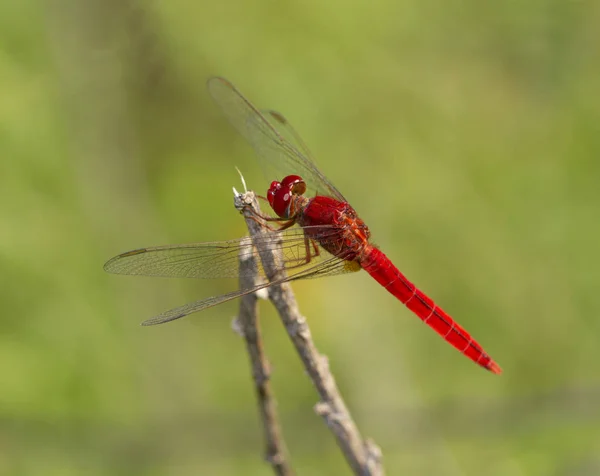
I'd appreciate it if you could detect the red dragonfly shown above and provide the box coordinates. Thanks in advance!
[104,77,502,374]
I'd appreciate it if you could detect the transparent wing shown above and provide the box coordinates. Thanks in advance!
[141,256,357,326]
[261,109,318,171]
[208,77,346,202]
[104,226,359,281]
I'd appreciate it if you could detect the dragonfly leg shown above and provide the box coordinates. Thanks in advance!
[310,238,320,258]
[240,203,293,231]
[284,236,321,270]
[276,219,298,231]
[255,216,296,232]
[246,196,301,228]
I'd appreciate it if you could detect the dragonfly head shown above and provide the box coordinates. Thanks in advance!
[267,175,306,219]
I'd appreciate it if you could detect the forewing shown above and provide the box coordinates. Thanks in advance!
[104,238,254,279]
[104,226,358,281]
[208,77,345,202]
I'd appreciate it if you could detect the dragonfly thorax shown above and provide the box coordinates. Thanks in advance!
[267,175,307,219]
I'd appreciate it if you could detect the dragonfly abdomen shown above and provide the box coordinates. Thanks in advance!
[360,248,501,374]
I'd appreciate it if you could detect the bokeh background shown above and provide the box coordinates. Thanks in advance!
[2,0,600,474]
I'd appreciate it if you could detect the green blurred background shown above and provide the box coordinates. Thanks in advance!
[2,0,600,474]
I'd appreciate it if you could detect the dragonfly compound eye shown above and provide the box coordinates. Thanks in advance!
[267,180,281,209]
[267,175,305,219]
[280,175,305,193]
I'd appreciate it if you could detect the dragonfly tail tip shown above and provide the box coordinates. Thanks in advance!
[487,361,503,375]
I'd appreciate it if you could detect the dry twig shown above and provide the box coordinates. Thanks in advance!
[234,190,384,476]
[235,235,294,475]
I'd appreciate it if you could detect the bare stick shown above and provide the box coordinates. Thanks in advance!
[234,236,294,476]
[235,191,384,476]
